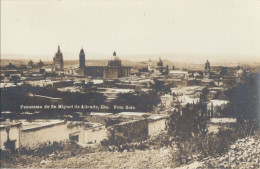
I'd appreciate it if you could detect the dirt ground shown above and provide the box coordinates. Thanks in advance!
[38,148,174,168]
[1,133,175,168]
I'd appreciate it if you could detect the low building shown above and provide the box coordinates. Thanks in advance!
[169,70,189,78]
[210,118,237,124]
[0,120,85,150]
[0,121,21,150]
[160,94,173,108]
[85,122,108,144]
[117,112,151,119]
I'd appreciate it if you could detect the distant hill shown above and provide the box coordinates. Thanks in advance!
[1,59,31,66]
[0,59,147,68]
[1,59,260,72]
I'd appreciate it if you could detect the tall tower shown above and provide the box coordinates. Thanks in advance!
[79,48,85,68]
[204,60,211,78]
[53,46,64,71]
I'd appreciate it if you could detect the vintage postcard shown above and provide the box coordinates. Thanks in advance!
[1,0,260,168]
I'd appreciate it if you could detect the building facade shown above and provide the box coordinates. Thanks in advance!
[79,50,131,79]
[53,46,64,71]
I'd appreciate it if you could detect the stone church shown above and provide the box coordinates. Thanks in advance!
[79,49,131,79]
[53,46,64,71]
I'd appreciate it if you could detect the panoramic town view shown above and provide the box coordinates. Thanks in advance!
[1,0,260,168]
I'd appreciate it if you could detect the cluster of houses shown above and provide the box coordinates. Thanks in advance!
[0,112,168,150]
[0,46,251,151]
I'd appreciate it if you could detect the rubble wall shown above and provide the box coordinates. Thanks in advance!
[148,118,166,136]
[108,119,149,144]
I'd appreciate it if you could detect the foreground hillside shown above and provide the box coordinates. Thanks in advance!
[178,135,260,169]
[41,148,173,168]
[2,134,260,168]
[1,147,173,168]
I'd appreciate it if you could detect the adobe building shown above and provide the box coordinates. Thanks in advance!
[0,120,85,150]
[79,49,131,79]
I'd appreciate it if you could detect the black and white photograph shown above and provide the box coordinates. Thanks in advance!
[0,0,260,168]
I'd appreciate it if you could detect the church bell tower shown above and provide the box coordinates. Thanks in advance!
[79,48,85,68]
[79,48,86,75]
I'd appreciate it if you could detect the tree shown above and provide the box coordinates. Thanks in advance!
[167,102,208,141]
[63,91,106,106]
[111,90,161,112]
[224,73,259,137]
[151,79,171,94]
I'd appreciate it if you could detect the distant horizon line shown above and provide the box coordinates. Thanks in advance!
[1,58,260,67]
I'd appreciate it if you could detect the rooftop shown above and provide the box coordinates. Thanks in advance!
[21,119,65,130]
[208,99,229,106]
[89,112,113,116]
[85,122,104,129]
[169,70,189,74]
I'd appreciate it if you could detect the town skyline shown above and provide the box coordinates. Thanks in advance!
[1,1,260,168]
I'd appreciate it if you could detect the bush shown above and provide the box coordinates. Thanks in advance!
[0,149,11,159]
[20,141,65,157]
[171,129,238,166]
[224,74,259,137]
[167,102,208,141]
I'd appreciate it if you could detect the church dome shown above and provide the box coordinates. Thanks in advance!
[112,51,120,60]
[157,58,163,67]
[114,56,120,60]
[80,48,84,53]
[236,69,245,77]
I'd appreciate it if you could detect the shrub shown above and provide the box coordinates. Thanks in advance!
[0,149,11,159]
[171,129,238,166]
[167,102,208,141]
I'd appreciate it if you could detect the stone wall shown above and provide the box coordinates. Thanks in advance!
[107,119,149,145]
[148,117,166,136]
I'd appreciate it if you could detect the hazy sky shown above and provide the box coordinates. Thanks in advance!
[1,0,260,62]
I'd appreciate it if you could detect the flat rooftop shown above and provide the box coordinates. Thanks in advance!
[117,112,151,117]
[85,122,104,129]
[20,119,65,130]
[89,112,113,116]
